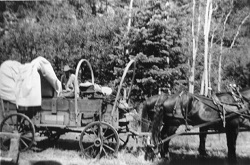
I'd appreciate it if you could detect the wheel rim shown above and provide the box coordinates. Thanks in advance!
[79,121,119,159]
[0,113,35,152]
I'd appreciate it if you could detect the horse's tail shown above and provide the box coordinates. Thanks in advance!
[151,103,164,145]
[141,101,149,132]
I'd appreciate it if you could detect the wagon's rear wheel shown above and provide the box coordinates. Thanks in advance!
[79,121,119,159]
[0,113,35,151]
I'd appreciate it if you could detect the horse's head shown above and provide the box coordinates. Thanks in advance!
[140,93,170,132]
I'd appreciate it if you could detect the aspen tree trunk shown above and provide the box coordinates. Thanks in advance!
[218,2,233,92]
[218,3,249,92]
[208,28,216,96]
[189,0,200,94]
[127,0,134,35]
[208,4,218,96]
[202,0,212,96]
[230,13,250,49]
[200,72,205,95]
[124,0,134,55]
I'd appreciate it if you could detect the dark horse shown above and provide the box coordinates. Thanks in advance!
[199,87,250,160]
[141,89,250,164]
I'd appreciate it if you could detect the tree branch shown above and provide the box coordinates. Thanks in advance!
[230,12,250,49]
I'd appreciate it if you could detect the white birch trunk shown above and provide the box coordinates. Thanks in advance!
[218,0,233,92]
[124,0,134,55]
[126,0,134,37]
[202,0,213,96]
[230,12,250,49]
[189,0,200,94]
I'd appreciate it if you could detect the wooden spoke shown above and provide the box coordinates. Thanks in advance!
[0,113,35,151]
[79,121,119,159]
[103,143,115,152]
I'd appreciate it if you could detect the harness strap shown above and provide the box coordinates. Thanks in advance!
[179,91,190,131]
[154,105,249,153]
[212,95,226,127]
[227,84,245,107]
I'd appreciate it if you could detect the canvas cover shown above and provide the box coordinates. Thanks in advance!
[0,56,62,106]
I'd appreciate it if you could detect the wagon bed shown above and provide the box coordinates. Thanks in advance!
[0,58,140,159]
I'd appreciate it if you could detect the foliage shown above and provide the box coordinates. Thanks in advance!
[126,0,190,97]
[0,0,250,102]
[0,0,125,85]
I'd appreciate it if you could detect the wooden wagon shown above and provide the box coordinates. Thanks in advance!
[0,58,142,160]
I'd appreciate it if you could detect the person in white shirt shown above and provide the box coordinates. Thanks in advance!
[61,65,76,97]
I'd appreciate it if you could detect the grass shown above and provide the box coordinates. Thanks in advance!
[2,126,250,165]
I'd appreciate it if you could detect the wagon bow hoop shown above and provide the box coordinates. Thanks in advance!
[74,59,95,122]
[111,59,136,119]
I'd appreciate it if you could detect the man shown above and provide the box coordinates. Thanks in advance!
[61,65,77,97]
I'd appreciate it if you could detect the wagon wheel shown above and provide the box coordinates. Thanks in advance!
[0,113,35,152]
[79,121,119,159]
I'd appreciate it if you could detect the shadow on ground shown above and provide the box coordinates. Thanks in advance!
[30,160,62,165]
[33,138,80,152]
[154,152,250,165]
[33,136,135,152]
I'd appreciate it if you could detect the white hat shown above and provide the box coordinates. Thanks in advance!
[64,65,72,72]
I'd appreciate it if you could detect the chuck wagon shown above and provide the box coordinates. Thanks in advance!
[0,58,142,161]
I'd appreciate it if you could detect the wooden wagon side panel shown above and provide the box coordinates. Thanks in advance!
[76,98,103,126]
[38,98,71,126]
[102,103,119,128]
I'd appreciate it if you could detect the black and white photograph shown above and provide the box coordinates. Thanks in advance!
[0,0,250,165]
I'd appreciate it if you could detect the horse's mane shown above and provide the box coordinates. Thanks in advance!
[151,102,164,145]
[141,93,169,133]
[150,91,190,145]
[141,94,161,132]
[150,93,169,145]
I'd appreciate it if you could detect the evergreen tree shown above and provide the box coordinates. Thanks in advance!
[127,0,189,97]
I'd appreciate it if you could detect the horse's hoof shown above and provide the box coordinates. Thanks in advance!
[200,151,208,157]
[160,152,170,161]
[144,146,156,161]
[227,158,238,165]
[198,149,208,157]
[161,155,171,163]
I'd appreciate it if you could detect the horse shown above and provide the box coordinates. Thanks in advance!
[140,93,170,132]
[142,90,250,164]
[199,87,250,157]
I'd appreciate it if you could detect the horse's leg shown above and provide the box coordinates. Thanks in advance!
[198,127,208,156]
[160,123,178,160]
[226,118,239,164]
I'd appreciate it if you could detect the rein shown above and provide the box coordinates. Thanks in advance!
[152,105,250,154]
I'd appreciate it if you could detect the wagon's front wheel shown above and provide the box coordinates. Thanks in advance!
[0,113,35,152]
[79,121,119,159]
